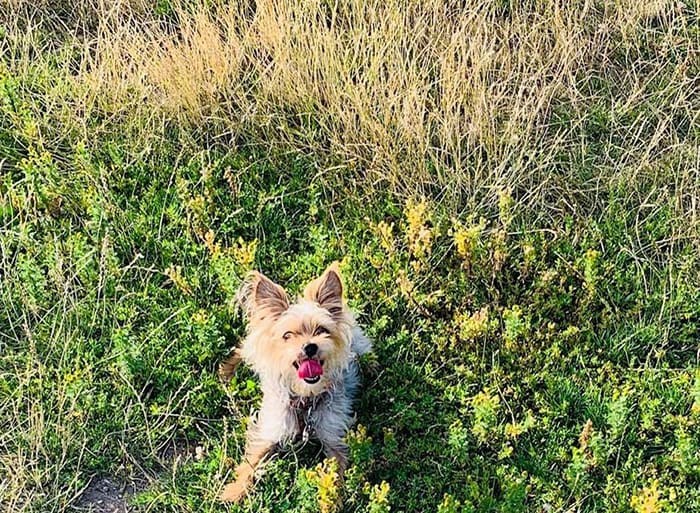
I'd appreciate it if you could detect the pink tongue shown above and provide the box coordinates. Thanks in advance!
[297,359,324,379]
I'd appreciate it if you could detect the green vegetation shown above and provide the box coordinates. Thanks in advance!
[1,1,699,512]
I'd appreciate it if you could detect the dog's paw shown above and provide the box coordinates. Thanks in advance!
[219,480,248,503]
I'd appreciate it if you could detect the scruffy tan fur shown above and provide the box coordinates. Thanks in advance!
[219,262,371,502]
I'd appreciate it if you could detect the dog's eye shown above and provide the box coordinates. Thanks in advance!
[282,331,294,341]
[314,326,329,336]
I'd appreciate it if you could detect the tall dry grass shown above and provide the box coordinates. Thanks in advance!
[2,0,698,220]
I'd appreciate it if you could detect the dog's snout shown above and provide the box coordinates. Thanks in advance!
[303,343,318,357]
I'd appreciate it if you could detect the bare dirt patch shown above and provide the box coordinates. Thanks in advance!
[73,477,131,513]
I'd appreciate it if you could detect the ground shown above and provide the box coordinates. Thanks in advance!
[0,1,699,512]
[75,478,130,513]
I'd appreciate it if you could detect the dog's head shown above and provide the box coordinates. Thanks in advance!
[238,262,353,396]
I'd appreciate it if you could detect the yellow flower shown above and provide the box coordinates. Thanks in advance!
[454,306,491,341]
[365,481,391,513]
[471,389,500,444]
[491,228,507,272]
[373,220,395,253]
[230,237,258,270]
[507,423,525,440]
[203,229,221,256]
[347,424,371,445]
[630,480,663,513]
[497,188,514,227]
[404,198,434,259]
[451,217,486,263]
[396,269,414,298]
[164,265,193,295]
[405,198,429,238]
[522,242,536,267]
[306,458,341,513]
[191,309,208,325]
[498,443,513,459]
[438,494,461,513]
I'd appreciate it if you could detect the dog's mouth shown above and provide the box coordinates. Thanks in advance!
[293,358,324,384]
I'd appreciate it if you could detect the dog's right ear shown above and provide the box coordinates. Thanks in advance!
[303,262,344,320]
[237,271,289,323]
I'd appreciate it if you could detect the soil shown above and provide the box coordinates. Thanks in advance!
[73,477,131,513]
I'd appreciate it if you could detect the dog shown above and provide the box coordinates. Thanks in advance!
[219,262,372,503]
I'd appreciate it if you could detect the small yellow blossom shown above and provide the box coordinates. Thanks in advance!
[561,325,581,339]
[347,424,371,446]
[405,198,429,238]
[451,217,487,262]
[364,480,391,513]
[230,237,258,270]
[471,389,500,444]
[438,494,461,513]
[454,306,491,341]
[306,458,341,513]
[630,480,663,513]
[491,228,508,272]
[409,259,424,274]
[203,229,221,256]
[191,309,208,325]
[583,248,601,295]
[64,369,82,385]
[404,198,434,259]
[502,304,529,348]
[186,194,207,221]
[497,188,514,227]
[498,443,513,459]
[522,242,536,267]
[396,269,415,298]
[373,220,395,253]
[165,265,193,295]
[505,411,536,440]
[505,423,523,438]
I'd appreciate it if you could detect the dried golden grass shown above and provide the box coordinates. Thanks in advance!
[2,0,698,219]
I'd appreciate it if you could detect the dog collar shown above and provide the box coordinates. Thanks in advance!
[289,388,332,443]
[289,388,330,410]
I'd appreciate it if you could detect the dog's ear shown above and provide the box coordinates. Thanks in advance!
[304,262,344,319]
[238,271,289,323]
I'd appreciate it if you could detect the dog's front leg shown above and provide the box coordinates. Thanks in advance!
[323,443,349,476]
[220,438,274,503]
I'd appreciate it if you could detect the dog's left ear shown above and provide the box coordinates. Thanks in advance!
[237,271,289,324]
[304,262,344,319]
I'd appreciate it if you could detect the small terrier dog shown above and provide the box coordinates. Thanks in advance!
[219,262,371,502]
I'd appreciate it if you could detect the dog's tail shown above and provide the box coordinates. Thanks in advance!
[218,347,243,383]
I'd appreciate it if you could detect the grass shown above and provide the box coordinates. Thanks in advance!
[1,1,699,512]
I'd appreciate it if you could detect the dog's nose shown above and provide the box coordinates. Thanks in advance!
[303,343,318,358]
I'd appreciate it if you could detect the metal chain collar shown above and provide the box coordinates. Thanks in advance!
[289,390,330,443]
